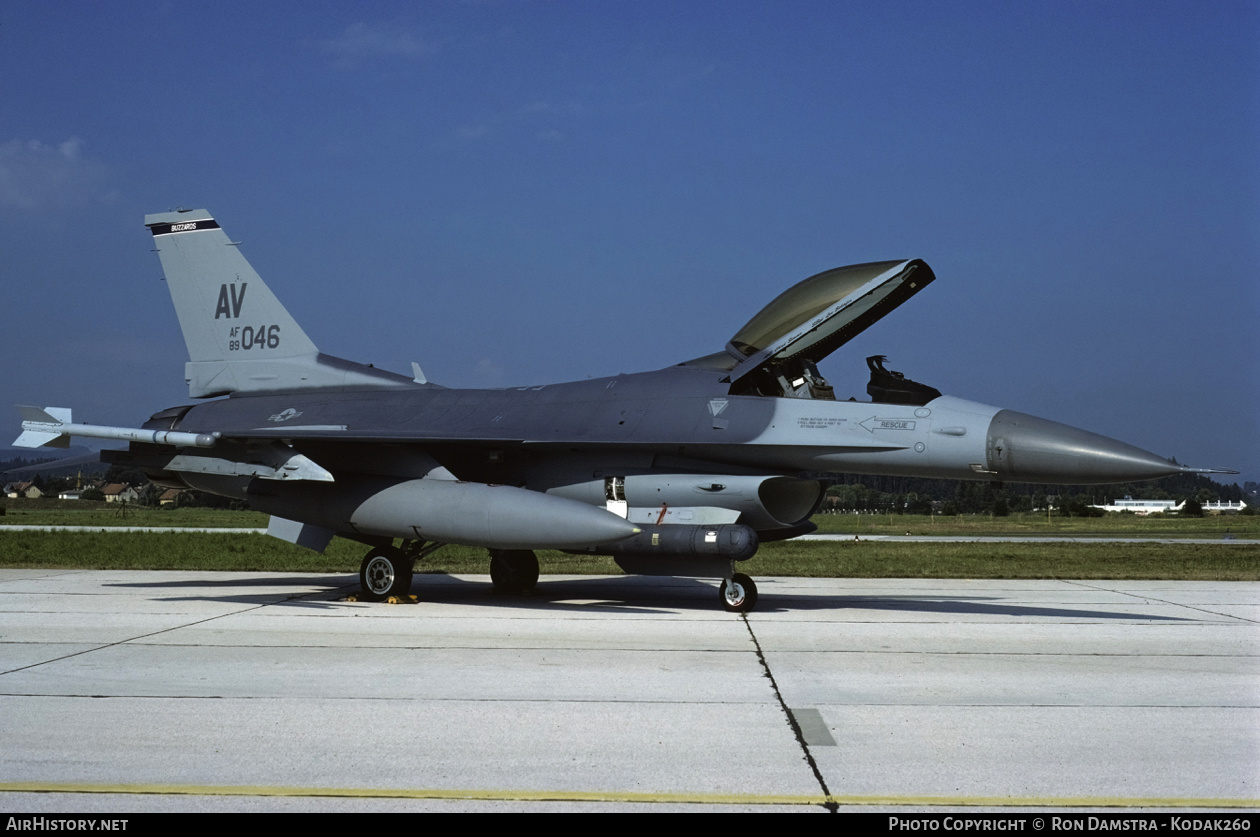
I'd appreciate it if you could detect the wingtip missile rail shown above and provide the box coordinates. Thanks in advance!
[13,405,219,450]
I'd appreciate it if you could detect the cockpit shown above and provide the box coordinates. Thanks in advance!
[683,259,941,405]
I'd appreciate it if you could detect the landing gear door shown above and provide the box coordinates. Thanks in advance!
[604,476,628,519]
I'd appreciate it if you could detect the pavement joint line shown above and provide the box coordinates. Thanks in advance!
[2,694,1256,708]
[0,693,830,705]
[1064,579,1260,625]
[0,587,335,678]
[22,641,1256,658]
[0,568,90,585]
[0,783,1257,808]
[740,613,838,813]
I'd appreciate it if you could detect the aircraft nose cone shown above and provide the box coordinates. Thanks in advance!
[985,410,1186,484]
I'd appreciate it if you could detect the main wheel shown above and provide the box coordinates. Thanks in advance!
[489,549,540,594]
[719,573,758,612]
[359,547,413,601]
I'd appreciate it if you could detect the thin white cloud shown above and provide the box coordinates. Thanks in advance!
[317,21,438,68]
[456,100,579,143]
[0,138,114,211]
[474,357,506,384]
[58,138,83,161]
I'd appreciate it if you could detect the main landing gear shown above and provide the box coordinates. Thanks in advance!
[489,549,540,595]
[357,540,445,602]
[355,544,540,601]
[357,542,757,612]
[359,546,413,601]
[720,572,758,613]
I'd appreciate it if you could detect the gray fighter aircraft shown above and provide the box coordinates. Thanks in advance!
[14,210,1235,610]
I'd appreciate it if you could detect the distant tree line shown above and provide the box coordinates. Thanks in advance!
[5,457,1251,517]
[822,471,1251,517]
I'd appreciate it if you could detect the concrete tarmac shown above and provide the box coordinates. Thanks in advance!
[0,569,1255,812]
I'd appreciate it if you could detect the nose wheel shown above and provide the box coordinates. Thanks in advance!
[720,573,758,612]
[359,546,413,601]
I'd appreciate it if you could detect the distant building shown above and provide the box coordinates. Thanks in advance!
[1090,499,1183,515]
[1202,500,1248,513]
[158,489,186,506]
[100,484,139,504]
[4,481,42,499]
[1090,497,1248,515]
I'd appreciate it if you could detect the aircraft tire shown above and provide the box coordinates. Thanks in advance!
[359,547,413,601]
[720,573,758,612]
[489,549,539,594]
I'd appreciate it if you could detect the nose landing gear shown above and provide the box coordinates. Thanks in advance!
[720,572,758,612]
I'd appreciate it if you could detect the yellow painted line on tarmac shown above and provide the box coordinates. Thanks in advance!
[3,783,815,805]
[1,783,1256,808]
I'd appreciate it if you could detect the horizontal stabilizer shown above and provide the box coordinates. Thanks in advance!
[267,517,336,552]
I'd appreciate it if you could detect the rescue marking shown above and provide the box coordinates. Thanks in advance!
[860,417,916,433]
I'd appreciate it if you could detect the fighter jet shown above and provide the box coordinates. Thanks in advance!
[13,210,1235,610]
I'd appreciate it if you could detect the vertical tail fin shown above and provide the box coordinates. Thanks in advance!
[145,209,413,397]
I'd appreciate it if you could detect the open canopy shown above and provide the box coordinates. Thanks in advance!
[725,259,934,383]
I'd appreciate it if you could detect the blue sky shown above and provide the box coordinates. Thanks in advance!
[2,1,1257,485]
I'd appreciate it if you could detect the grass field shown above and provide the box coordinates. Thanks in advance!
[4,499,1257,537]
[1,499,1257,580]
[0,499,270,529]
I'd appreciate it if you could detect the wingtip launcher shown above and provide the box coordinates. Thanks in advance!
[13,405,218,450]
